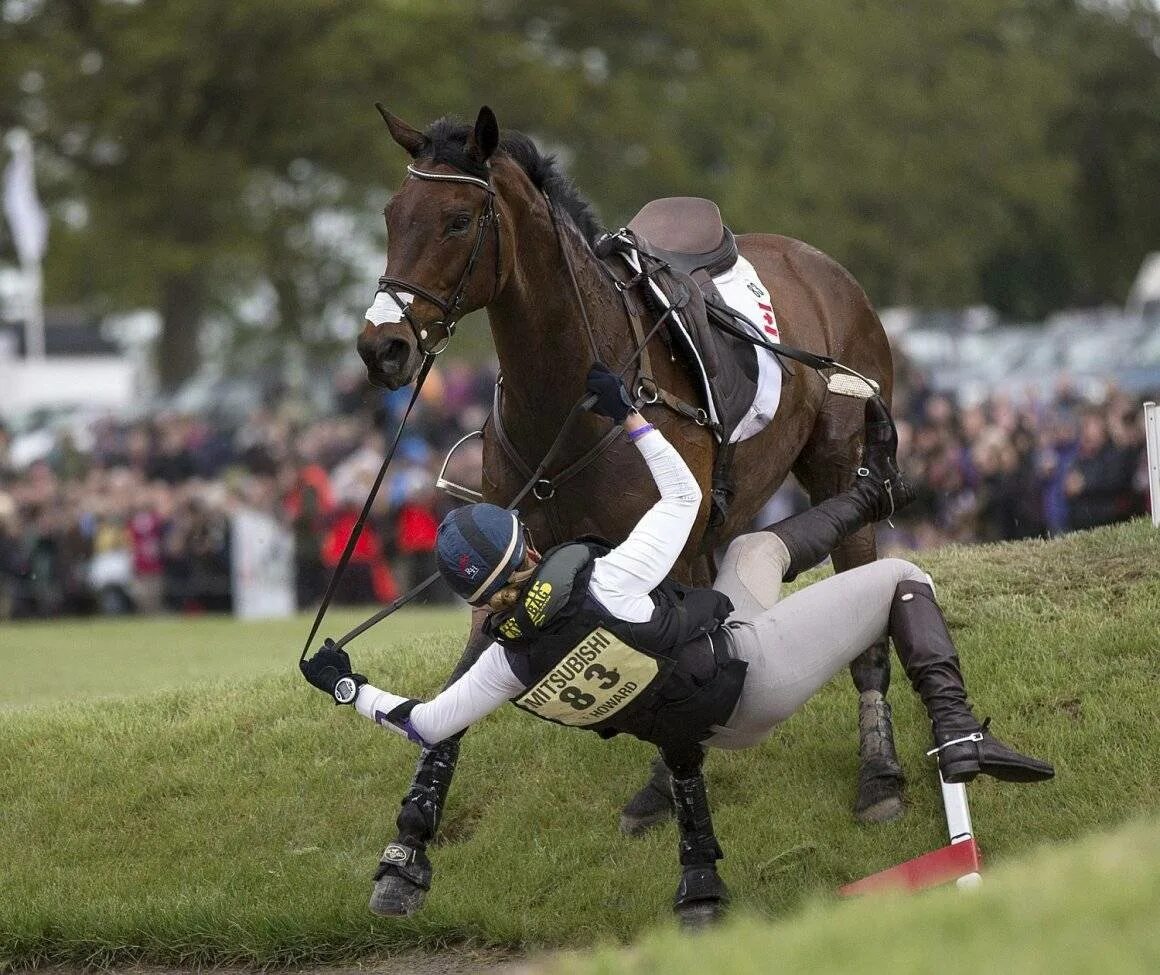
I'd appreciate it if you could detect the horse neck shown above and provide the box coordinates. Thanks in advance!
[487,196,628,455]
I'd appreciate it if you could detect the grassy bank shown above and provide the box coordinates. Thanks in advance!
[1,520,1157,970]
[547,816,1160,975]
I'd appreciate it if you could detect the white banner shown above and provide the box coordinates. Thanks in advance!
[3,129,47,267]
[231,507,296,620]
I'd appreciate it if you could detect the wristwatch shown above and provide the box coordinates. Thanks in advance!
[334,675,362,705]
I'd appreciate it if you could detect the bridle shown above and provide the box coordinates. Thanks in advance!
[375,164,502,356]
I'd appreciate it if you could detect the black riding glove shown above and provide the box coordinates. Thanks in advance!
[300,639,368,704]
[586,362,635,424]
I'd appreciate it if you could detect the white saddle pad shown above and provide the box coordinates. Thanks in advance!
[711,255,782,443]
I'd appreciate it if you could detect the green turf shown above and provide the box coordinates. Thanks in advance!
[2,606,468,709]
[1,520,1157,970]
[545,816,1160,975]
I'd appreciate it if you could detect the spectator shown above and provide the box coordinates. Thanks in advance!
[1064,411,1138,531]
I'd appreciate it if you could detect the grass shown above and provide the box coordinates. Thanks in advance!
[544,815,1160,975]
[1,519,1158,970]
[2,606,468,709]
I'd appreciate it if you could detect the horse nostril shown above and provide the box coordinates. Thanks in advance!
[378,338,410,375]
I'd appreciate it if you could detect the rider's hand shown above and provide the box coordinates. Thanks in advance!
[300,639,367,703]
[585,362,635,424]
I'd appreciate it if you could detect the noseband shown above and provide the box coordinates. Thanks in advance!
[375,164,502,356]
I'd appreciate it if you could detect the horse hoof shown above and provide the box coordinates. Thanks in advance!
[619,804,674,837]
[853,763,906,824]
[674,866,728,930]
[369,873,429,917]
[854,793,905,823]
[619,782,674,837]
[675,898,726,930]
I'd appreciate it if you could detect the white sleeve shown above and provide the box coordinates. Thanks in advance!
[355,642,526,746]
[589,427,701,607]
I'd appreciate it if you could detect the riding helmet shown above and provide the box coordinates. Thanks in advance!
[436,503,527,604]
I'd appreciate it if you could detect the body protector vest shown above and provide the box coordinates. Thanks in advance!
[484,540,748,748]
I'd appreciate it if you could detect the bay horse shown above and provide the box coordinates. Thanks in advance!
[356,105,903,915]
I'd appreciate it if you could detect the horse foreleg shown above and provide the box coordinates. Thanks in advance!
[832,528,906,823]
[368,608,491,917]
[792,404,905,824]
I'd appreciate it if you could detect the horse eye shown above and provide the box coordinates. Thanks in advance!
[448,213,472,234]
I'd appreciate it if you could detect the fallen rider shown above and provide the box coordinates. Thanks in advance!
[300,363,1054,921]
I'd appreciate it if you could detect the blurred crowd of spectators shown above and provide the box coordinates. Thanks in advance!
[0,363,491,620]
[885,366,1153,549]
[0,357,1154,620]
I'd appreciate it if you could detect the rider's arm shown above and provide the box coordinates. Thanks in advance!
[589,413,701,613]
[354,642,524,747]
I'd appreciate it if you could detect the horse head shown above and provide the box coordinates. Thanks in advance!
[358,106,506,389]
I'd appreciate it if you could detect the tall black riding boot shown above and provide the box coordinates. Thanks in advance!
[663,745,728,928]
[770,396,916,581]
[888,580,1054,784]
[369,737,461,917]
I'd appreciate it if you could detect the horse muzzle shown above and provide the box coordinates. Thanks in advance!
[358,323,421,390]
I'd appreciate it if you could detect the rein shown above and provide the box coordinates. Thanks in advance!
[299,354,435,662]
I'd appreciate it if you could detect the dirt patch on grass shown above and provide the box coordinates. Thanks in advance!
[29,953,537,975]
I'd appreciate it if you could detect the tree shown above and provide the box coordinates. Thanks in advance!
[3,0,492,388]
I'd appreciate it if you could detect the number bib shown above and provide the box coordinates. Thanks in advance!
[513,628,660,727]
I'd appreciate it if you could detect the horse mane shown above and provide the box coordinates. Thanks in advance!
[419,117,606,247]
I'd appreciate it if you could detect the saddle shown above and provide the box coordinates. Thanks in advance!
[599,197,774,526]
[627,197,738,278]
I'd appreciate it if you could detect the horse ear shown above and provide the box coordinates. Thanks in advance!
[467,105,500,163]
[375,103,428,158]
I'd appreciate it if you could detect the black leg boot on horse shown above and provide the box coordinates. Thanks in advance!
[889,580,1054,783]
[369,611,497,916]
[770,394,915,823]
[664,745,729,930]
[369,737,460,916]
[619,396,915,835]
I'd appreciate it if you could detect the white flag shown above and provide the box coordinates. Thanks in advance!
[3,129,48,267]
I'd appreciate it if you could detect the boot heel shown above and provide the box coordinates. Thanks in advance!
[938,755,980,783]
[928,731,984,784]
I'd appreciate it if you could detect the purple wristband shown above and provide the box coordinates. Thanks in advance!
[627,423,656,442]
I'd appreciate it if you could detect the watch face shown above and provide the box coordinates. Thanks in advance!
[334,676,358,705]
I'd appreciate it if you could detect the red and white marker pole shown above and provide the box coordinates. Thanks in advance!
[838,774,982,896]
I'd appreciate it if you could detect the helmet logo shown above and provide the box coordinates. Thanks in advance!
[458,553,480,578]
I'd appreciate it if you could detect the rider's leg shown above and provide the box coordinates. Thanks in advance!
[767,395,915,582]
[707,559,1053,785]
[713,394,914,624]
[708,558,926,748]
[889,580,1054,783]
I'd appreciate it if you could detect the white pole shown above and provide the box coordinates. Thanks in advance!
[1144,402,1160,528]
[3,128,48,360]
[939,776,974,844]
[25,260,45,359]
[939,775,982,889]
